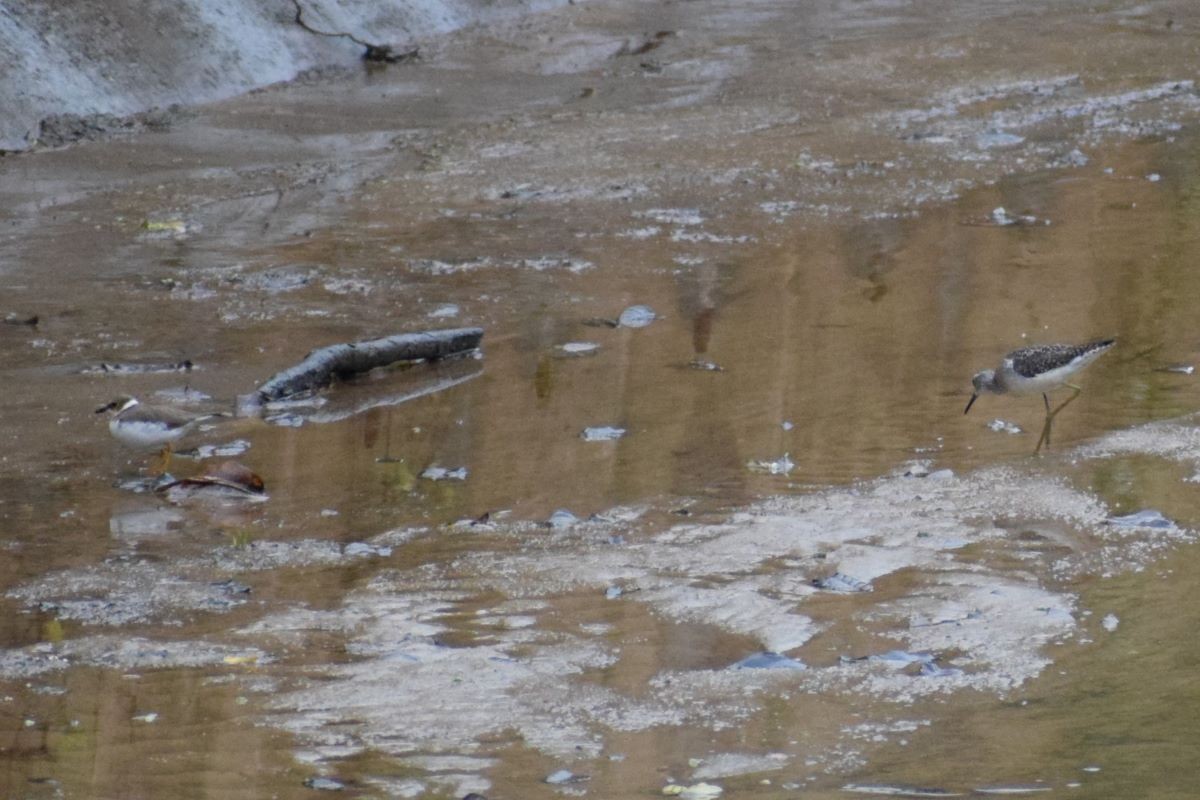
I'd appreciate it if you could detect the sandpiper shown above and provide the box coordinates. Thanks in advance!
[964,338,1115,453]
[95,396,219,469]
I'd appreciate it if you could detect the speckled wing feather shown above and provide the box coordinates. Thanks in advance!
[1007,339,1114,378]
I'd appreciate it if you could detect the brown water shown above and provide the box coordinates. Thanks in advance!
[3,0,1200,797]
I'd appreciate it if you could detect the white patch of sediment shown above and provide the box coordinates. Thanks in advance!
[248,455,1196,785]
[1077,418,1200,470]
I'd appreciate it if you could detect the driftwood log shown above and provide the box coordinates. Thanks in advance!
[240,328,483,413]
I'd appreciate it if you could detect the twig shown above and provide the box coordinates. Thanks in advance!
[239,327,484,413]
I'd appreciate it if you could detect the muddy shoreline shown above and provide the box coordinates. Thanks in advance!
[3,0,1200,797]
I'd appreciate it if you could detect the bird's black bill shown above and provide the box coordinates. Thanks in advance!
[963,393,979,415]
[95,402,116,414]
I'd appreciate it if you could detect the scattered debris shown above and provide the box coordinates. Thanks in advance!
[141,218,188,236]
[748,453,795,475]
[303,776,347,791]
[618,305,658,328]
[1101,613,1120,632]
[544,769,587,785]
[842,783,963,797]
[1157,363,1194,374]
[421,465,468,481]
[1105,509,1172,529]
[920,661,964,678]
[867,650,934,667]
[157,461,266,498]
[662,782,723,799]
[581,426,626,442]
[557,341,601,357]
[978,206,1046,227]
[83,360,194,375]
[546,509,579,529]
[974,786,1052,795]
[343,542,393,558]
[3,312,38,326]
[193,440,252,459]
[222,653,260,666]
[456,511,493,527]
[730,652,807,670]
[812,573,873,593]
[987,419,1023,435]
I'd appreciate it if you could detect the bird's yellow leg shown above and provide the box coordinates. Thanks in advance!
[1049,383,1083,418]
[151,443,174,476]
[1033,383,1083,456]
[1034,416,1052,454]
[1033,393,1053,454]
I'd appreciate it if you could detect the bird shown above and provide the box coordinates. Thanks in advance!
[964,338,1115,453]
[95,396,220,470]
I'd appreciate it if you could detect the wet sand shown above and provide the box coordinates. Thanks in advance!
[3,0,1200,797]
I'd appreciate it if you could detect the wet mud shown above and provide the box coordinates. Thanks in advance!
[3,0,1200,798]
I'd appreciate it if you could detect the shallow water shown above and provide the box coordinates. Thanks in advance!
[4,0,1200,797]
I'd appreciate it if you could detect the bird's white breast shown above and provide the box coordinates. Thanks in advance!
[109,418,184,448]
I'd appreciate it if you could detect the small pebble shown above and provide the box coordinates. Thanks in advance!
[618,305,658,328]
[731,652,807,670]
[559,341,600,356]
[547,509,579,529]
[303,776,345,791]
[421,465,468,481]
[581,426,626,442]
[545,769,582,785]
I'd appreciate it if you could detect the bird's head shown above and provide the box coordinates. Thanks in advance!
[95,396,138,415]
[963,370,996,415]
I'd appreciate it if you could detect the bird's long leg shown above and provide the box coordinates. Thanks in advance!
[1033,384,1083,456]
[1048,383,1083,418]
[1035,393,1052,455]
